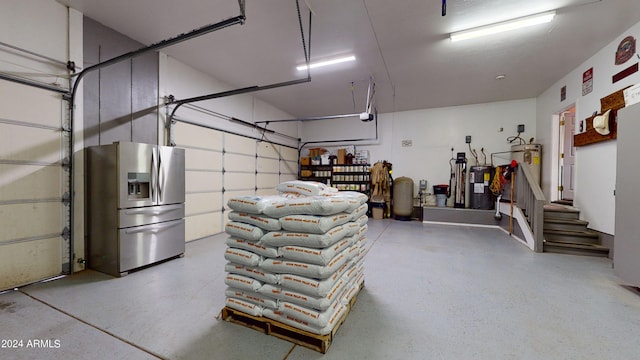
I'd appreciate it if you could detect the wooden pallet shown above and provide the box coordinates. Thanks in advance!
[220,283,363,354]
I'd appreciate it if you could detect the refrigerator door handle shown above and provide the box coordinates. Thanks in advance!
[124,220,181,235]
[151,147,157,203]
[124,204,183,216]
[158,148,164,203]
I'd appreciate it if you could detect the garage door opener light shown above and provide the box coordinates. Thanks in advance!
[450,10,556,42]
[296,55,356,71]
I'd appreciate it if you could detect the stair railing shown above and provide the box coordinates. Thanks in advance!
[514,165,545,252]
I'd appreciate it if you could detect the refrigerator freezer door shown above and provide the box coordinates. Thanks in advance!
[118,203,185,229]
[118,218,185,274]
[157,146,185,205]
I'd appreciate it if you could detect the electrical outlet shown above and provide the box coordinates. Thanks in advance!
[465,135,471,144]
[517,124,525,133]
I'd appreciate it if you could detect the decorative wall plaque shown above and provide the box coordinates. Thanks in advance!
[615,36,636,65]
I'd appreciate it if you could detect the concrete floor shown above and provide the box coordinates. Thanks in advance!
[2,219,640,359]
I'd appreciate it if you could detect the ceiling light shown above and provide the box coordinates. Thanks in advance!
[296,55,356,71]
[450,10,556,42]
[495,74,507,80]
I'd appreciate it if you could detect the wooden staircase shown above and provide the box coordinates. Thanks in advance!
[543,203,610,257]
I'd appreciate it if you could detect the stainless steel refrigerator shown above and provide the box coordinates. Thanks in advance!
[87,142,185,276]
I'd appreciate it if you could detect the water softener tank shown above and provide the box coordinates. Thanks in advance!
[393,177,414,220]
[469,165,495,210]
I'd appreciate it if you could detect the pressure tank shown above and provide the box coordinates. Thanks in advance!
[393,177,414,220]
[469,166,495,210]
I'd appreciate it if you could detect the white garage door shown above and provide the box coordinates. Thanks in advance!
[0,80,69,291]
[174,121,298,241]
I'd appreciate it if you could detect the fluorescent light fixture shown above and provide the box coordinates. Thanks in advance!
[296,55,356,71]
[450,10,556,42]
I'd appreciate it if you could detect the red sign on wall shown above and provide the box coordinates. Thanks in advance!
[583,67,593,96]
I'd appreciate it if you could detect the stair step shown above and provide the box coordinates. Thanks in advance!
[544,218,589,232]
[544,205,580,220]
[544,241,610,257]
[552,199,574,206]
[543,229,600,244]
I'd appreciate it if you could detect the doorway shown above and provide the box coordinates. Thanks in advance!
[557,106,576,203]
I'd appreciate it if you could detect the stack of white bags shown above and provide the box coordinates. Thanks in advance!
[224,180,368,335]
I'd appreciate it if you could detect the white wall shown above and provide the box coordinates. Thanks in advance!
[160,55,298,148]
[301,99,537,196]
[536,20,640,235]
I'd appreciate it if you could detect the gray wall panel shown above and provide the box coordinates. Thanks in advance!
[83,16,158,147]
[132,53,159,144]
[99,61,132,144]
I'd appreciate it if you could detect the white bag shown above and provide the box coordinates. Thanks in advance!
[257,283,283,298]
[225,263,280,284]
[279,237,352,266]
[262,304,348,335]
[337,191,369,205]
[355,214,369,226]
[260,225,349,248]
[228,211,281,231]
[227,195,281,214]
[224,247,262,267]
[280,276,348,311]
[226,237,279,258]
[343,222,361,236]
[348,203,368,221]
[263,196,349,218]
[225,288,279,309]
[224,273,263,292]
[279,262,349,297]
[356,224,368,239]
[260,252,348,279]
[225,297,263,317]
[344,244,361,261]
[225,221,265,241]
[279,213,351,234]
[280,298,344,328]
[276,180,337,197]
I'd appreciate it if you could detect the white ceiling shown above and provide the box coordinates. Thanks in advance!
[59,0,640,118]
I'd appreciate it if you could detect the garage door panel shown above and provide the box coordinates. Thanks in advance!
[175,122,222,151]
[256,188,278,196]
[257,158,279,173]
[0,203,61,243]
[257,142,280,159]
[0,125,61,163]
[281,160,298,176]
[224,172,255,191]
[186,192,221,216]
[225,153,255,172]
[186,213,222,241]
[186,171,222,193]
[185,148,221,171]
[257,173,279,189]
[0,237,62,290]
[0,82,62,127]
[0,164,62,201]
[280,174,297,183]
[280,146,298,162]
[225,135,255,155]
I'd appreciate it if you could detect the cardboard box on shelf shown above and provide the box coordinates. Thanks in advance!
[337,149,346,164]
[300,157,310,165]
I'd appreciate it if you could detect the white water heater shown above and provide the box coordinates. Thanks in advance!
[501,144,541,201]
[511,144,541,185]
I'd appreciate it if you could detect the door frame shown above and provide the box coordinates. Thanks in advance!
[551,104,576,203]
